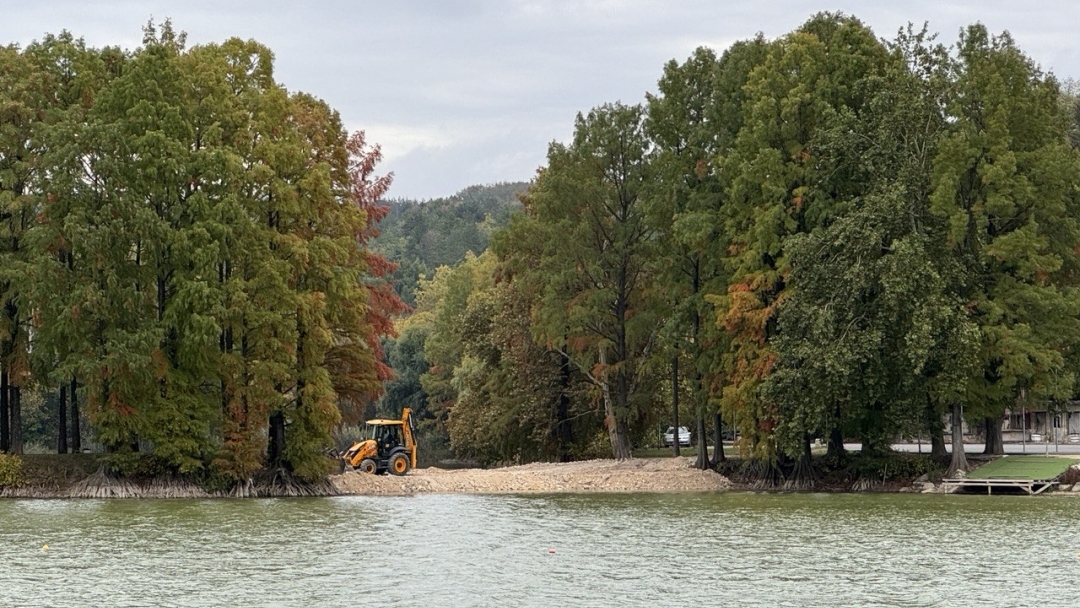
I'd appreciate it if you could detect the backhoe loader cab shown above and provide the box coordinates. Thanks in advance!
[342,408,416,475]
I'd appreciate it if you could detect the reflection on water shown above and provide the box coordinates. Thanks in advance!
[1,492,1078,607]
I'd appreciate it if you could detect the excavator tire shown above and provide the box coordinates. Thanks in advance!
[359,458,378,474]
[389,453,410,476]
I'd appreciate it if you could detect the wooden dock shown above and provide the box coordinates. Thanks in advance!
[943,477,1056,495]
[944,456,1077,495]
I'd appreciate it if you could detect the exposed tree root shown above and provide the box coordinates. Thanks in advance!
[249,468,339,497]
[746,459,784,490]
[142,475,211,499]
[850,477,879,492]
[946,453,970,479]
[3,465,343,499]
[67,467,143,499]
[783,454,816,491]
[0,485,63,498]
[229,478,257,498]
[66,469,211,498]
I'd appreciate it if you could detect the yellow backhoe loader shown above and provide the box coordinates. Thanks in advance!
[342,408,416,475]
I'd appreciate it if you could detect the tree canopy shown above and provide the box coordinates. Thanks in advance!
[411,13,1080,483]
[0,22,401,485]
[6,14,1080,489]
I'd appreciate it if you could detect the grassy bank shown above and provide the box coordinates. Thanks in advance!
[10,454,102,489]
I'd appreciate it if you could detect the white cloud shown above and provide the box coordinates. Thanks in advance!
[359,124,461,160]
[6,1,1080,199]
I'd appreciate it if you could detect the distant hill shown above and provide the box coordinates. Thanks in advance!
[374,182,529,306]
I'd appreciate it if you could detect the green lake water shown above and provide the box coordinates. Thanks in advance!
[2,492,1078,607]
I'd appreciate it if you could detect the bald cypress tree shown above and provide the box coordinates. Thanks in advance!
[715,14,894,480]
[502,103,658,460]
[645,39,769,469]
[6,33,124,455]
[930,25,1080,474]
[15,24,393,487]
[0,43,38,455]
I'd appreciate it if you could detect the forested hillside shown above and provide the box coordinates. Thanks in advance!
[372,182,527,306]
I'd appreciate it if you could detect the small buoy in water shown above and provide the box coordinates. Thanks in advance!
[548,548,556,554]
[42,544,48,551]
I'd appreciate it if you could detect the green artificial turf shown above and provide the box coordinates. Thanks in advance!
[966,455,1077,481]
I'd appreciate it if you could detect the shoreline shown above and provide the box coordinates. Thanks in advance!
[4,454,1077,498]
[0,456,731,499]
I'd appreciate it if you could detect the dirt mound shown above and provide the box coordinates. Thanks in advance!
[331,457,729,495]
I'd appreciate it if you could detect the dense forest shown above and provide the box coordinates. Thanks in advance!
[0,22,405,490]
[381,13,1080,486]
[6,13,1080,491]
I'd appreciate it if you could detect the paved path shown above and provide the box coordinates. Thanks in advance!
[888,442,1080,456]
[716,441,1080,455]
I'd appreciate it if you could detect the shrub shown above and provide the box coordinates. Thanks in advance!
[848,453,939,481]
[1058,465,1080,485]
[0,453,24,487]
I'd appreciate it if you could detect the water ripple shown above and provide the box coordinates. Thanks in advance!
[1,492,1079,606]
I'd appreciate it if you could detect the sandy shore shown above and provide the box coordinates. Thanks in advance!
[331,457,730,495]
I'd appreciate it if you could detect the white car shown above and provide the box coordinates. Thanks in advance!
[662,426,691,447]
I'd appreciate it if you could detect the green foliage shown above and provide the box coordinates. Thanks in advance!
[2,23,396,483]
[412,251,601,464]
[373,183,527,306]
[642,38,772,463]
[8,13,1080,480]
[713,13,896,459]
[837,452,941,482]
[929,24,1080,418]
[401,14,1080,473]
[496,103,661,460]
[190,465,235,495]
[0,453,23,487]
[378,325,429,419]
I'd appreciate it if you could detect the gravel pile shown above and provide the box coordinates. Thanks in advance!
[331,457,730,495]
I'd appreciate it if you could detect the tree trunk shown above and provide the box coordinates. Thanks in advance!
[859,401,887,456]
[924,393,947,460]
[67,252,81,455]
[862,436,883,457]
[983,415,1004,455]
[58,383,68,454]
[694,415,709,470]
[827,426,845,461]
[612,417,632,461]
[9,385,21,455]
[785,434,816,490]
[712,411,725,465]
[671,355,679,457]
[690,358,710,469]
[70,376,81,453]
[947,403,968,476]
[0,370,8,453]
[268,411,286,466]
[599,347,631,460]
[930,427,947,460]
[610,265,634,461]
[556,348,572,462]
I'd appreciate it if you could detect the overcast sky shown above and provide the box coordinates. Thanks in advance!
[5,1,1080,200]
